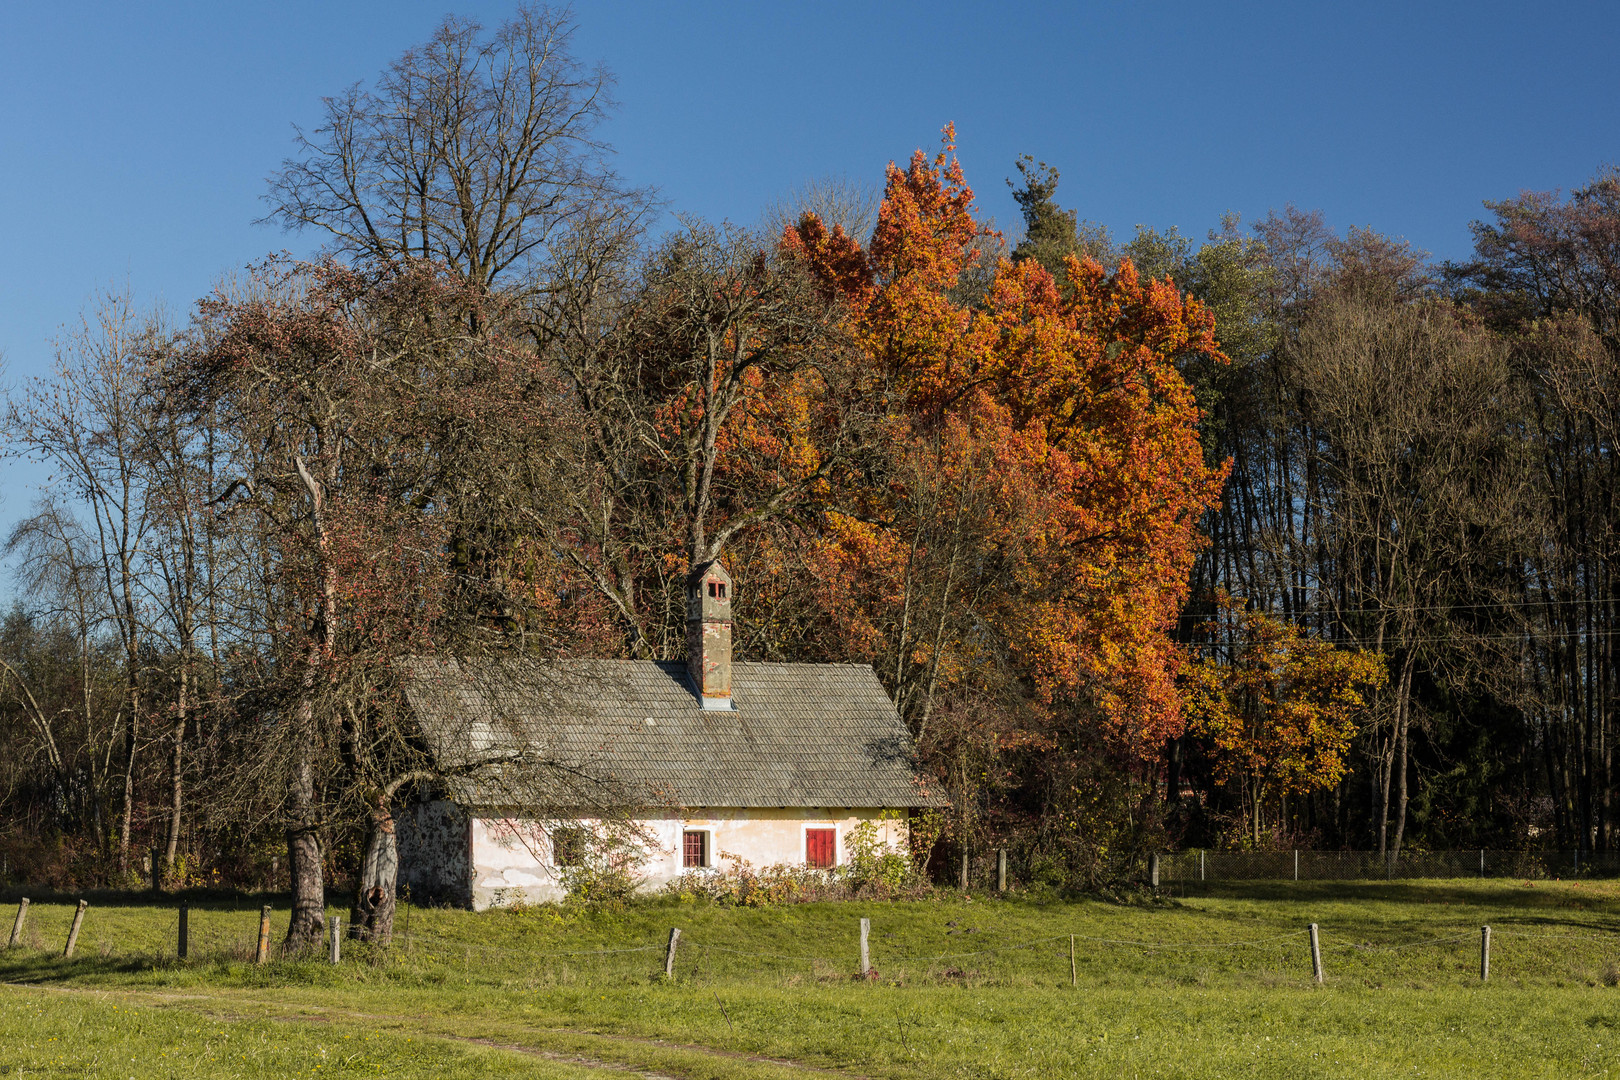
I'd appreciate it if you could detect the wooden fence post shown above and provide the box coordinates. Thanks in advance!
[1069,934,1076,988]
[328,915,341,964]
[1149,852,1160,889]
[255,906,271,964]
[7,898,26,947]
[959,848,969,891]
[150,847,162,893]
[177,901,189,960]
[63,900,87,959]
[997,849,1007,892]
[1308,923,1323,984]
[859,917,871,976]
[1480,925,1491,982]
[664,927,681,978]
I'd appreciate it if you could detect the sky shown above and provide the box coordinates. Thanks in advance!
[1,0,1617,589]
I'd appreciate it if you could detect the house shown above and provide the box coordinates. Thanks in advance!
[397,560,944,909]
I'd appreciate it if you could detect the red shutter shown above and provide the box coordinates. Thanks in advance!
[806,828,836,868]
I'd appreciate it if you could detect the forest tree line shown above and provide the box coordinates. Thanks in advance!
[1,7,1617,935]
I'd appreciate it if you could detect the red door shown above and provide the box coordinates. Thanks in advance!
[806,828,836,868]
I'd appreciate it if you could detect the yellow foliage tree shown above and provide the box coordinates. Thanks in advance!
[1184,598,1387,845]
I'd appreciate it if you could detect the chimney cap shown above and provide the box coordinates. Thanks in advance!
[686,559,733,623]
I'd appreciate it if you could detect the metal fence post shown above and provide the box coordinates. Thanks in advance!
[1294,849,1299,881]
[1308,923,1323,984]
[1480,849,1485,878]
[1199,849,1205,882]
[1480,925,1490,982]
[177,901,188,960]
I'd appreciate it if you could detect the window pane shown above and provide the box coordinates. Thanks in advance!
[553,827,584,867]
[683,830,707,868]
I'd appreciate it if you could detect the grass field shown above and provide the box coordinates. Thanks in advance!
[4,879,1620,1078]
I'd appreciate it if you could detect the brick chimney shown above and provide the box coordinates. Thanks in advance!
[686,559,733,709]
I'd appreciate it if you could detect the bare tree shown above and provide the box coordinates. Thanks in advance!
[263,4,640,298]
[3,292,163,873]
[1294,289,1522,855]
[758,175,881,247]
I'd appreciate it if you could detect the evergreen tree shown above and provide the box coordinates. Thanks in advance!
[1007,155,1111,277]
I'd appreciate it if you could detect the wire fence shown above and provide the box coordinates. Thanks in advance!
[1153,848,1618,882]
[7,895,1620,989]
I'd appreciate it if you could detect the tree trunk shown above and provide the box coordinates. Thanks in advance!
[1390,655,1415,858]
[285,452,336,949]
[118,709,136,874]
[350,771,434,943]
[163,666,187,885]
[284,687,325,949]
[350,802,399,943]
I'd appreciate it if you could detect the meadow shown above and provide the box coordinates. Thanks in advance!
[3,879,1620,1078]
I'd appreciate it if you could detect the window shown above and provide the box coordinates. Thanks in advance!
[682,830,709,868]
[806,828,836,869]
[552,827,585,867]
[707,580,727,600]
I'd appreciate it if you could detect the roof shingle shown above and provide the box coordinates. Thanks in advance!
[402,657,946,809]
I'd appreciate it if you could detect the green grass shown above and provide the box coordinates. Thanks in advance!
[5,879,1620,1078]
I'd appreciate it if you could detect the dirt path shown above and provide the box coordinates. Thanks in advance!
[2,980,871,1080]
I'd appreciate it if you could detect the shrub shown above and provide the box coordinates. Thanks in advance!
[663,813,933,907]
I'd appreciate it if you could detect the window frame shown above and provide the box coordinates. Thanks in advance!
[551,825,586,868]
[681,828,711,869]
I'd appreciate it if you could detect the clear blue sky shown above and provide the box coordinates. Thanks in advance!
[1,0,1617,557]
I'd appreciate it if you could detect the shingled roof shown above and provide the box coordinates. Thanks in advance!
[402,657,945,809]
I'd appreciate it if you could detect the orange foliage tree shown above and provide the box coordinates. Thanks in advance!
[774,128,1228,869]
[782,128,1226,748]
[1183,597,1387,845]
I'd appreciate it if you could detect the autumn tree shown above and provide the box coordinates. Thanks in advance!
[775,130,1228,879]
[533,222,861,658]
[1184,598,1386,844]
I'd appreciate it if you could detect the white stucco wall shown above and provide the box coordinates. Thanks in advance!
[463,807,908,910]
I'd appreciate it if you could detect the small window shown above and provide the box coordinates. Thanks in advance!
[553,827,585,867]
[717,582,726,599]
[806,828,836,869]
[683,830,709,868]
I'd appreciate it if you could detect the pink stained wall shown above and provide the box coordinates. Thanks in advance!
[465,807,909,910]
